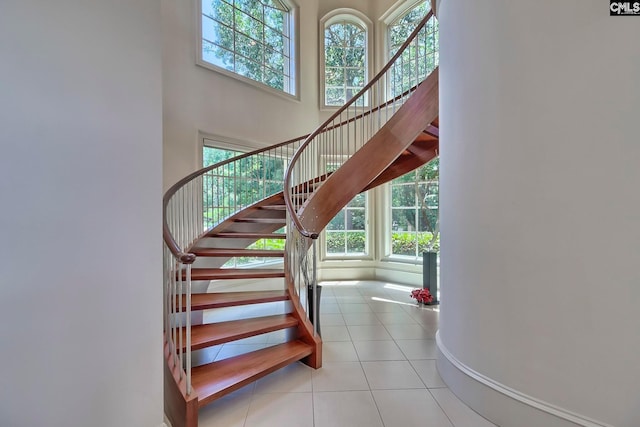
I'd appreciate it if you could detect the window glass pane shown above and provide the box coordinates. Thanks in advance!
[264,67,284,90]
[202,16,233,49]
[264,5,285,29]
[346,231,366,253]
[203,41,234,71]
[327,210,345,230]
[325,87,345,106]
[346,209,365,231]
[325,46,344,65]
[325,67,344,86]
[346,25,365,47]
[345,67,365,87]
[391,231,417,256]
[235,0,263,21]
[265,26,284,51]
[326,231,345,254]
[392,184,415,207]
[344,48,365,67]
[348,193,365,207]
[392,208,415,231]
[265,48,284,71]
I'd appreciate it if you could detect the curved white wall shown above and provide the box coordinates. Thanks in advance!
[438,1,640,426]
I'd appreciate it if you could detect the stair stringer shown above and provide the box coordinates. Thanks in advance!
[299,69,439,233]
[363,131,439,191]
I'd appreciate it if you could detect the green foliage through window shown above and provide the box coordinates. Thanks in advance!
[201,0,294,94]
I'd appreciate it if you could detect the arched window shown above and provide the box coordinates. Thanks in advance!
[199,0,298,96]
[320,10,372,107]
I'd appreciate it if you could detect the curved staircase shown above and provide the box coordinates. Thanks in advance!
[163,9,439,427]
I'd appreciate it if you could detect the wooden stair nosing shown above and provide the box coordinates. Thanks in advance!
[178,290,290,311]
[192,340,314,407]
[190,248,285,258]
[184,268,285,281]
[206,232,287,239]
[178,314,299,351]
[258,205,286,210]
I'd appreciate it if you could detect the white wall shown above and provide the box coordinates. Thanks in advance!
[0,2,163,427]
[438,1,640,426]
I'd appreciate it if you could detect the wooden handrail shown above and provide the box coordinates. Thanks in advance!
[283,9,435,238]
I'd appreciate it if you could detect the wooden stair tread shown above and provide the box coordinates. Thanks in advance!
[188,268,285,280]
[181,290,290,311]
[192,340,314,406]
[190,248,284,257]
[207,232,287,239]
[181,314,298,350]
[258,205,286,210]
[234,218,286,224]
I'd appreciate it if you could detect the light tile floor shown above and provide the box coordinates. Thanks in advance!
[197,280,497,427]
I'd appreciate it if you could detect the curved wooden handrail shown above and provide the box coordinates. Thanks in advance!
[283,9,435,238]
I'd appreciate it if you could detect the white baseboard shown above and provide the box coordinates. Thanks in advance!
[435,332,613,427]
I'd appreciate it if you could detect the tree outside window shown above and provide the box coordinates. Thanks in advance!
[324,19,367,106]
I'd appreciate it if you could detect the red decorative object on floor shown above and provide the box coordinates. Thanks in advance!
[410,288,434,304]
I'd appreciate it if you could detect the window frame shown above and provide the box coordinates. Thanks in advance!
[319,8,373,110]
[197,0,300,100]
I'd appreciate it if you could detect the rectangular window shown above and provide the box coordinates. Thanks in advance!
[389,158,439,260]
